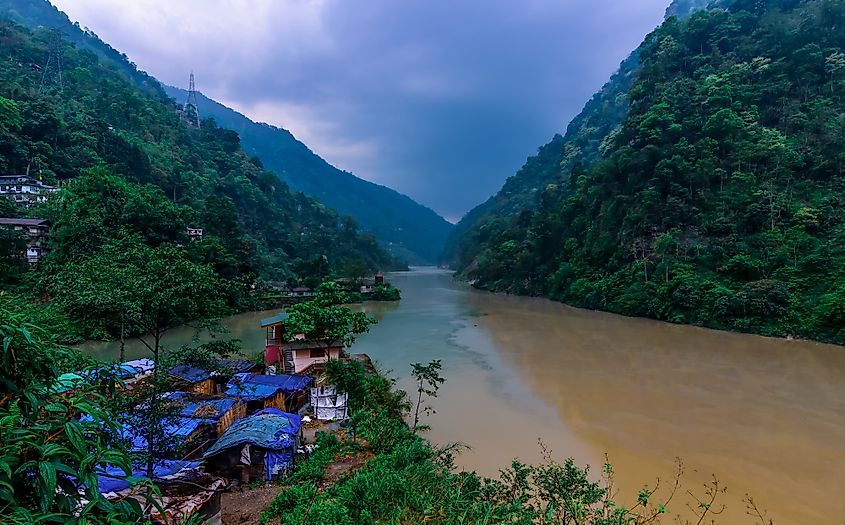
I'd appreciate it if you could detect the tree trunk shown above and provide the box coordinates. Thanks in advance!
[119,319,126,363]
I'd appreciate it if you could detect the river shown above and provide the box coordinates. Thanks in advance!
[82,267,845,524]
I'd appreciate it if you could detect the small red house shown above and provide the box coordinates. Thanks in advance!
[260,312,345,374]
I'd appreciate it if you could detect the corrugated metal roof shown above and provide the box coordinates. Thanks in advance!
[0,218,49,226]
[259,312,291,327]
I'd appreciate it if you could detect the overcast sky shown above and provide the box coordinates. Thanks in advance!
[51,0,668,221]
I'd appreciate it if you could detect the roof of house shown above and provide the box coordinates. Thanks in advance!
[98,460,200,494]
[259,312,291,327]
[218,360,261,374]
[169,360,260,384]
[166,392,241,420]
[203,408,300,457]
[0,218,49,227]
[224,373,313,400]
[170,365,214,383]
[283,340,343,351]
[132,417,214,451]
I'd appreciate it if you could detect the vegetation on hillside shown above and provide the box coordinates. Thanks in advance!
[455,0,845,344]
[260,359,750,525]
[443,0,710,268]
[164,85,453,265]
[0,18,404,337]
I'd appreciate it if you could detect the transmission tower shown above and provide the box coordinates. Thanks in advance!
[184,71,200,127]
[39,30,64,94]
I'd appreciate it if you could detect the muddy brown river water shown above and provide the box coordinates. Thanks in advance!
[83,267,845,524]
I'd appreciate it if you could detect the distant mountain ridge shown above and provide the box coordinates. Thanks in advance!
[164,85,452,264]
[0,0,452,265]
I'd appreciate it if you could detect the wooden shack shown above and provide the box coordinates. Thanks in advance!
[203,409,302,482]
[224,373,313,414]
[168,392,247,437]
[169,365,217,395]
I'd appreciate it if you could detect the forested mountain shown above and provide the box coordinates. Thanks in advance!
[0,0,162,95]
[452,0,845,344]
[0,0,452,265]
[443,0,709,267]
[164,85,453,265]
[0,18,403,308]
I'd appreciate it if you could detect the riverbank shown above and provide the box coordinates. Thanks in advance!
[462,273,845,347]
[80,268,845,524]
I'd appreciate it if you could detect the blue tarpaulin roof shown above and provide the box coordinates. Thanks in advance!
[225,373,312,400]
[260,312,290,327]
[98,460,200,494]
[170,365,213,383]
[119,417,213,452]
[203,409,300,458]
[75,359,155,383]
[166,392,239,420]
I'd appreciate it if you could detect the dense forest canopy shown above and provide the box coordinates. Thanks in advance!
[453,0,845,344]
[165,85,453,265]
[441,0,711,267]
[0,18,404,338]
[0,0,452,265]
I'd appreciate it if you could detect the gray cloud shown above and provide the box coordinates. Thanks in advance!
[51,0,668,221]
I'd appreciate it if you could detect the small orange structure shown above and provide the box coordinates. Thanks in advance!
[260,312,346,374]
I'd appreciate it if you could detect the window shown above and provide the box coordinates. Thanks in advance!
[309,348,326,358]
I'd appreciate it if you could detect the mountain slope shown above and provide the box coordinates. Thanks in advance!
[444,0,710,267]
[454,0,845,344]
[1,0,452,265]
[164,86,452,265]
[0,16,404,288]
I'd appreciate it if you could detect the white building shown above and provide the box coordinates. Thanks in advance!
[0,175,58,207]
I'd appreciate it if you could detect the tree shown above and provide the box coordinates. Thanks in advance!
[50,237,231,362]
[410,359,445,431]
[0,301,148,524]
[284,282,376,346]
[0,227,28,288]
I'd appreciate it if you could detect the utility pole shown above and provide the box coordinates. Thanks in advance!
[38,29,64,94]
[184,71,200,128]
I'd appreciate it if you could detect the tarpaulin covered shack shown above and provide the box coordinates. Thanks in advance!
[169,365,218,395]
[167,392,247,438]
[224,373,313,413]
[203,408,301,481]
[98,461,225,525]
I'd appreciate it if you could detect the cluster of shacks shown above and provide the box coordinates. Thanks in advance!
[59,356,325,524]
[58,311,362,523]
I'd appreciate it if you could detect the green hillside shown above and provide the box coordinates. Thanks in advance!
[453,0,845,344]
[0,0,451,265]
[164,85,453,265]
[443,0,710,268]
[0,17,403,306]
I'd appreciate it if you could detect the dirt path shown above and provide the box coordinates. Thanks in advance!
[221,484,283,525]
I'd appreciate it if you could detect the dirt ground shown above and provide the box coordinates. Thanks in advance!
[221,484,283,525]
[220,429,374,524]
